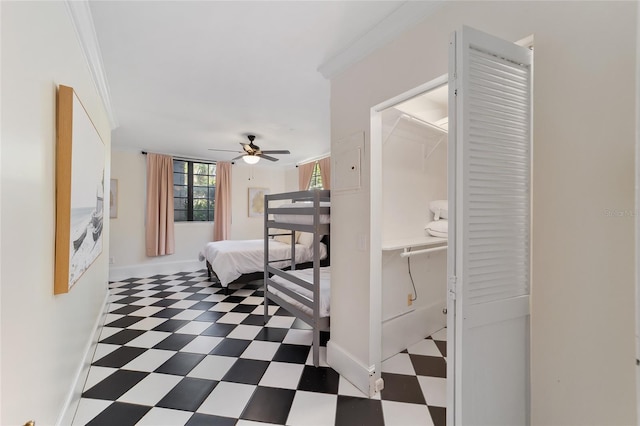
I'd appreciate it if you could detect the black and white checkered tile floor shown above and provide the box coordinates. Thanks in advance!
[73,270,447,425]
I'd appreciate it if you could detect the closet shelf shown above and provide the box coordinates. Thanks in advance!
[381,236,447,251]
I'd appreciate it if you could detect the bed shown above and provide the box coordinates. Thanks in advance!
[263,189,330,367]
[200,238,327,293]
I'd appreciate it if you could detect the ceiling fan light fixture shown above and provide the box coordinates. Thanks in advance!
[242,155,260,165]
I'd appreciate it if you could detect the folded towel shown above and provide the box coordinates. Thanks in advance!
[429,200,448,220]
[426,219,448,238]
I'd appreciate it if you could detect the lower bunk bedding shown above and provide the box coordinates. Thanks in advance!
[199,238,327,292]
[265,266,330,367]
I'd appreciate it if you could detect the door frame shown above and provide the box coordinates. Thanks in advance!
[369,73,449,395]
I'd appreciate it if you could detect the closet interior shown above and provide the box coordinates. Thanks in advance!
[381,83,449,360]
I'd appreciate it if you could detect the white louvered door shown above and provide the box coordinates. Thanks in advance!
[448,26,532,425]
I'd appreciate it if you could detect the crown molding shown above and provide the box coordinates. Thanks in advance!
[318,1,444,80]
[65,0,118,129]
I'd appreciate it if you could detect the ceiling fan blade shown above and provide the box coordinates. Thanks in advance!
[208,148,243,153]
[259,154,279,162]
[231,154,245,161]
[260,150,290,155]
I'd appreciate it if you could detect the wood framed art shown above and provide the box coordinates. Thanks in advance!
[248,187,269,217]
[110,179,118,218]
[54,85,106,294]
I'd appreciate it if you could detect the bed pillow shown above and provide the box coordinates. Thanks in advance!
[273,229,298,244]
[429,200,448,220]
[425,220,448,238]
[297,232,315,248]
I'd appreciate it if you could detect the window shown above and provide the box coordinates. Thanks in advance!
[308,162,323,189]
[173,160,215,221]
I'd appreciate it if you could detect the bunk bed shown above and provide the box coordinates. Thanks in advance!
[263,189,330,367]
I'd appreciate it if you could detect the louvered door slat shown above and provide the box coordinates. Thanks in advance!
[461,32,531,308]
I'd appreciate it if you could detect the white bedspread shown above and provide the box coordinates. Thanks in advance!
[268,267,331,318]
[202,239,327,287]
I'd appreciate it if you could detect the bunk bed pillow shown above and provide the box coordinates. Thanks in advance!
[425,220,448,238]
[273,230,299,244]
[429,200,448,220]
[297,232,315,248]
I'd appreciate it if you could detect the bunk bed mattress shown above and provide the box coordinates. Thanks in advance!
[268,267,331,318]
[202,239,327,287]
[272,202,331,225]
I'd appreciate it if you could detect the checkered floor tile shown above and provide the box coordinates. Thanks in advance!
[73,270,447,425]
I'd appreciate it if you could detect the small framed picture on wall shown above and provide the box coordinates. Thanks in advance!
[248,187,269,217]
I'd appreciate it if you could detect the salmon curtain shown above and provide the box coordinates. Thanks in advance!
[213,162,232,241]
[298,161,315,190]
[318,157,331,190]
[145,153,175,256]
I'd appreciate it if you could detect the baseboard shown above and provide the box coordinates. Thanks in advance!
[382,301,446,360]
[56,291,110,426]
[109,259,203,281]
[327,340,377,397]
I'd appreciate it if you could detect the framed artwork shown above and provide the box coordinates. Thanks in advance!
[54,85,105,294]
[248,187,269,217]
[110,179,118,218]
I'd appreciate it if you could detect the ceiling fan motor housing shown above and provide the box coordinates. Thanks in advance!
[244,135,260,154]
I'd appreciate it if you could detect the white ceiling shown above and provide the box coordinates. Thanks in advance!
[87,1,440,167]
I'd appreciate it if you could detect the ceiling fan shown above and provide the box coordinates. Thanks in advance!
[209,135,291,164]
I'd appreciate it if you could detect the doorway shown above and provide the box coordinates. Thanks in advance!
[370,74,450,421]
[378,81,449,360]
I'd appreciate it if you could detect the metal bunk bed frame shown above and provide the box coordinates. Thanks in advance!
[263,189,330,367]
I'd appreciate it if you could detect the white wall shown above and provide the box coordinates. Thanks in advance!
[381,109,447,242]
[1,2,111,424]
[230,164,291,240]
[109,149,293,280]
[329,1,637,423]
[284,167,299,193]
[381,249,447,360]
